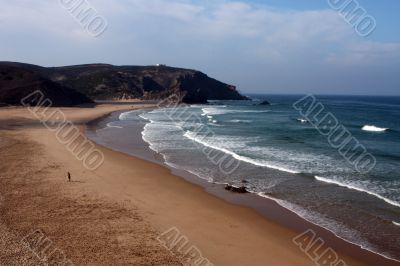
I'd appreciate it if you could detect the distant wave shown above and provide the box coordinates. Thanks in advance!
[190,104,215,108]
[106,122,123,129]
[119,110,137,121]
[202,107,270,116]
[315,176,400,208]
[183,131,299,174]
[208,123,222,127]
[138,113,150,121]
[229,119,253,123]
[362,125,388,132]
[297,118,308,123]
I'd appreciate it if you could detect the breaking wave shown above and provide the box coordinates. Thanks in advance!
[362,125,388,132]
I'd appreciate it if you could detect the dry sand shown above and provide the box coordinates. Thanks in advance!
[0,104,385,265]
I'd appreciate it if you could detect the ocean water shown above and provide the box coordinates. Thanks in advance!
[88,95,400,261]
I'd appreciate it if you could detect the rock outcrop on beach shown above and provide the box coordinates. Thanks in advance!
[0,62,248,104]
[225,184,249,194]
[0,65,93,106]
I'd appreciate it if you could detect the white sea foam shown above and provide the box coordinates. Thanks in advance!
[190,105,210,108]
[183,131,299,174]
[362,125,388,132]
[315,176,400,208]
[106,122,123,129]
[182,131,334,175]
[138,113,151,121]
[297,118,308,123]
[257,192,400,263]
[119,110,137,120]
[208,123,223,127]
[229,119,252,123]
[202,107,229,115]
[202,107,270,116]
[393,221,400,227]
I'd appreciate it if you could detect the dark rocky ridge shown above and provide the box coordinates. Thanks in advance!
[0,62,248,105]
[0,65,93,106]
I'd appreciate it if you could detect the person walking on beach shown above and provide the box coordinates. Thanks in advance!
[67,172,71,182]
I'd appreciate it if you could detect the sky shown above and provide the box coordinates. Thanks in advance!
[0,0,399,95]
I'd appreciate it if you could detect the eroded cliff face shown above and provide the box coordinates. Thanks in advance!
[176,71,246,103]
[0,62,248,105]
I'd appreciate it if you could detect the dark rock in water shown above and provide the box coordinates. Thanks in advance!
[0,61,249,104]
[259,100,270,105]
[225,184,248,194]
[242,180,249,184]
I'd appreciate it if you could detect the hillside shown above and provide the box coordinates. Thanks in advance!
[0,62,248,105]
[0,65,93,107]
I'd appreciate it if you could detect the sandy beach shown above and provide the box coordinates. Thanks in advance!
[0,103,396,265]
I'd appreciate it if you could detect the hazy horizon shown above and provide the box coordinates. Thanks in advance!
[1,0,399,95]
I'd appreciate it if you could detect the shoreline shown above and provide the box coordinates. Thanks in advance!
[0,103,397,265]
[87,107,399,265]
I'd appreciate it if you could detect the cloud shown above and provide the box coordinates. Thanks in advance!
[126,0,204,21]
[96,0,398,65]
[0,0,399,94]
[0,0,394,61]
[326,41,400,65]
